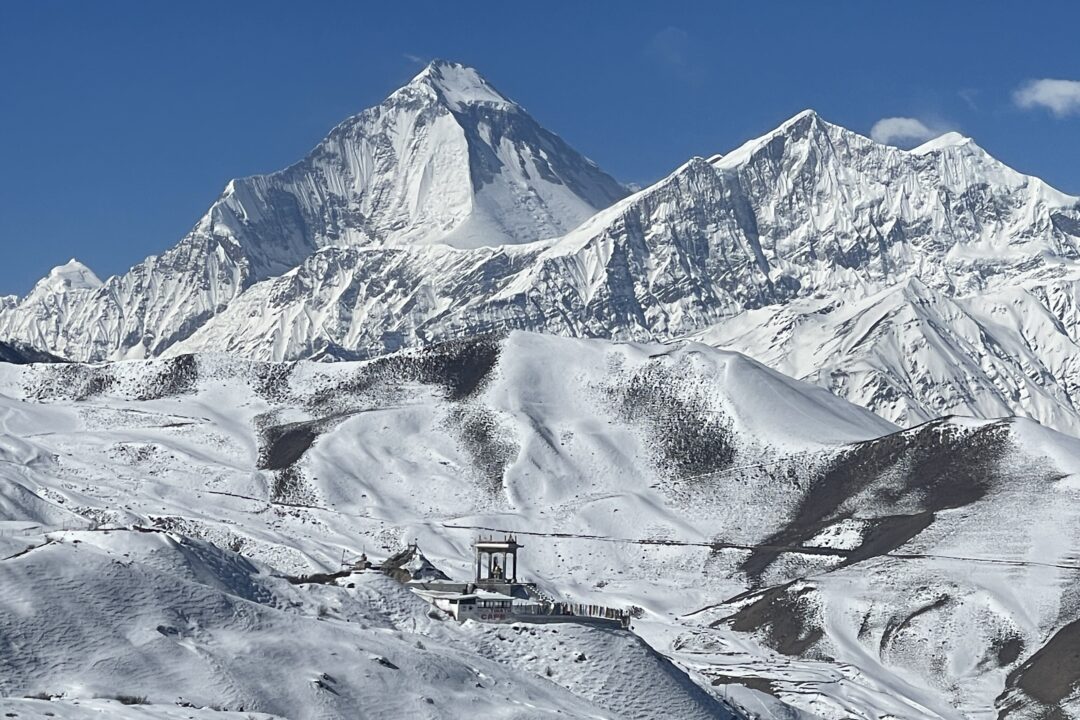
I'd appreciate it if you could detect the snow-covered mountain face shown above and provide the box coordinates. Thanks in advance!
[0,61,626,361]
[216,60,628,267]
[5,65,1080,434]
[698,276,1080,432]
[157,109,1080,435]
[1,333,1078,718]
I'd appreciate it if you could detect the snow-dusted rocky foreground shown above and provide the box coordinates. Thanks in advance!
[1,332,1078,718]
[0,531,728,720]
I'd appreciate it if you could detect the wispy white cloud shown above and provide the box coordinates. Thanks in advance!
[647,27,690,67]
[870,117,938,146]
[645,27,705,83]
[1014,78,1080,117]
[959,88,980,111]
[403,53,426,65]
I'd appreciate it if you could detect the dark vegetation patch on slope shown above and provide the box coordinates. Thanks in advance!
[251,412,323,506]
[23,355,199,401]
[251,337,511,500]
[267,466,321,507]
[256,408,400,503]
[740,419,1013,583]
[715,583,825,659]
[994,633,1026,668]
[259,416,338,471]
[249,361,298,402]
[20,336,499,409]
[600,358,737,482]
[846,511,935,566]
[997,619,1080,720]
[25,363,117,401]
[716,418,1069,671]
[307,335,503,413]
[133,355,200,400]
[444,406,519,496]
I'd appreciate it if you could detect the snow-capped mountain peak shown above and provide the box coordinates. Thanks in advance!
[910,130,972,154]
[408,59,516,110]
[38,259,102,292]
[0,62,627,361]
[911,128,1078,205]
[712,108,832,169]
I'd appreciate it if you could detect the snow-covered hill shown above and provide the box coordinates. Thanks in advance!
[1,333,1078,718]
[0,528,733,720]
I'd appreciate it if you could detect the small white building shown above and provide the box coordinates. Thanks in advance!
[413,587,536,623]
[398,536,630,628]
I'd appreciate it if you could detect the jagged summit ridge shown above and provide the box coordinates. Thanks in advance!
[167,106,1080,338]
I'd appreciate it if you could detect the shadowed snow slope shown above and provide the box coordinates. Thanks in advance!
[0,333,1078,717]
[0,340,66,365]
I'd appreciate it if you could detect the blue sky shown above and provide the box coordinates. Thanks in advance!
[2,1,1079,294]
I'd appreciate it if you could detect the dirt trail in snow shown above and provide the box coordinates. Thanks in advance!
[439,522,1080,574]
[0,538,54,562]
